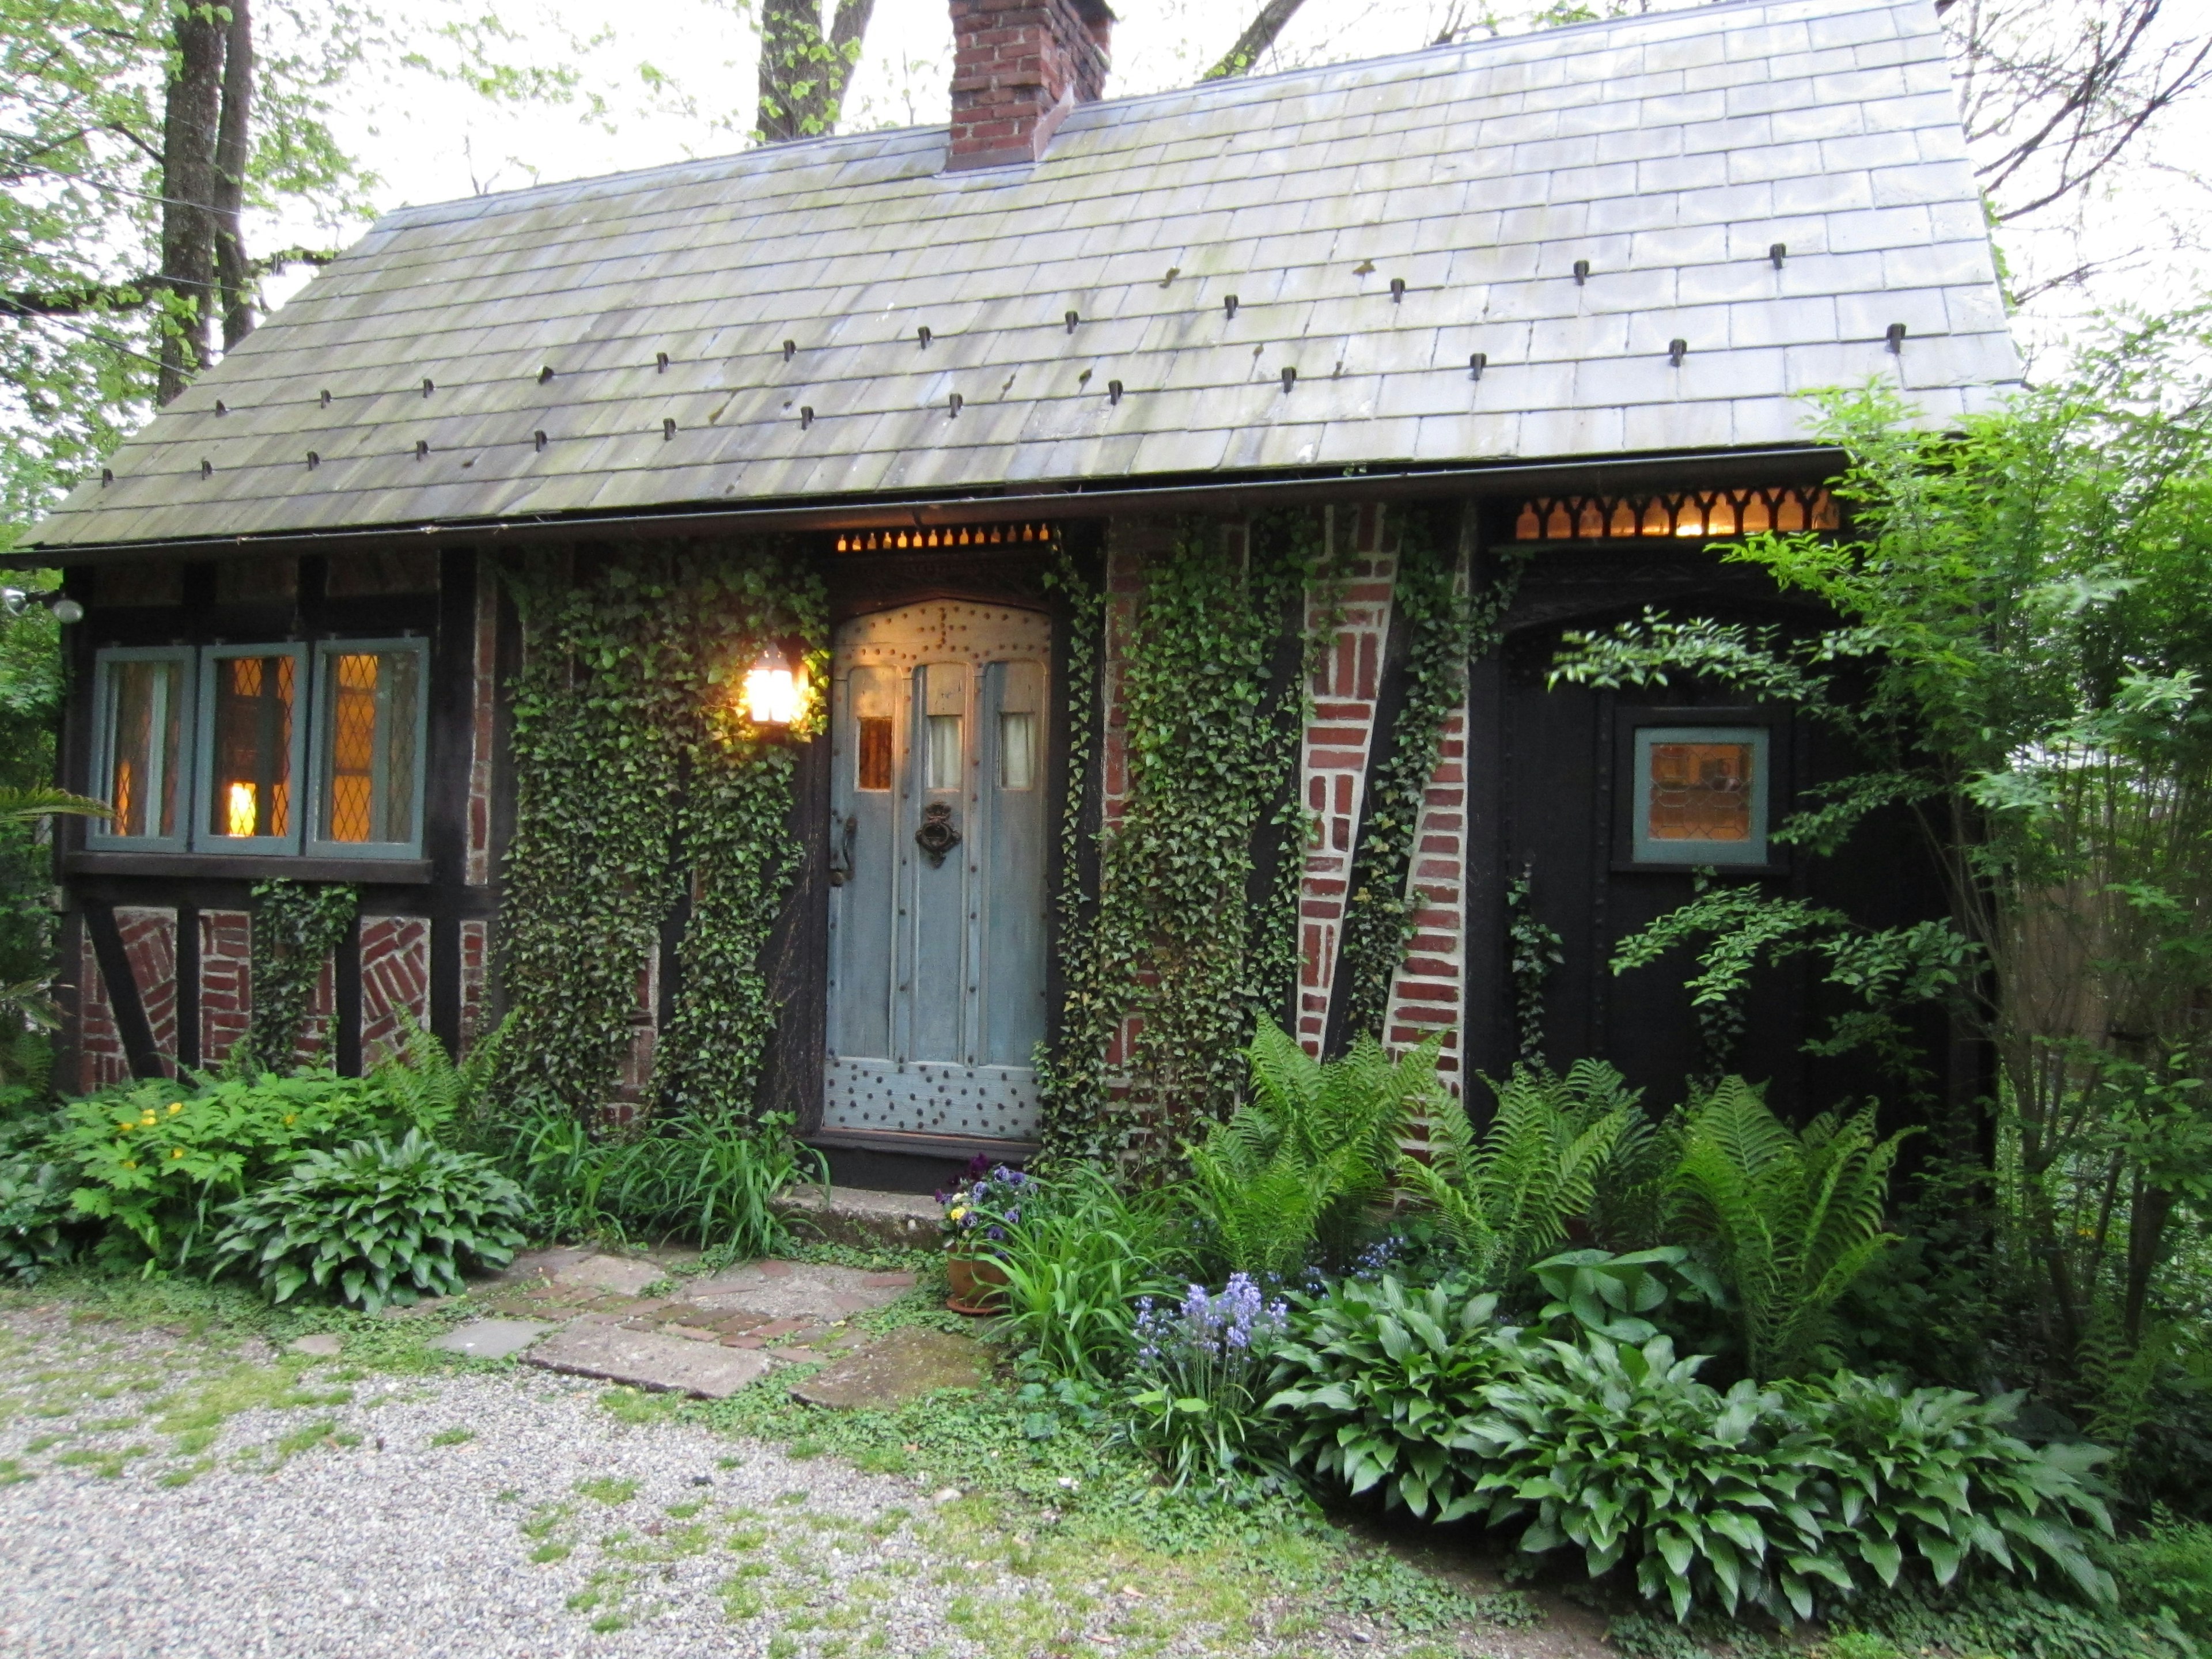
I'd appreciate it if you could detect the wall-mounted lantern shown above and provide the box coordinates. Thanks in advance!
[1,587,83,624]
[740,644,805,729]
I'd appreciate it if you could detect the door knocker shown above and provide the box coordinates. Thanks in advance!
[914,802,961,868]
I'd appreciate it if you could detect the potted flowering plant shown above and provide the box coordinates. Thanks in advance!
[936,1156,1029,1313]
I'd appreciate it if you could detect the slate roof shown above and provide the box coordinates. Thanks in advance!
[26,0,2017,552]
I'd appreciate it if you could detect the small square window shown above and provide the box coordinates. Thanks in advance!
[197,644,306,853]
[88,648,194,851]
[1631,726,1769,866]
[306,639,429,858]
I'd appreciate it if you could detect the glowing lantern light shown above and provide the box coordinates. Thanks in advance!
[741,647,804,728]
[226,782,258,837]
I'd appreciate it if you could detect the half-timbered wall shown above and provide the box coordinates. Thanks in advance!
[54,488,1948,1180]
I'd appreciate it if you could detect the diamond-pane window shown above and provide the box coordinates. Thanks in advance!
[208,652,296,840]
[317,645,422,849]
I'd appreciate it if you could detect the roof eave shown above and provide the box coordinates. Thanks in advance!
[12,444,1848,567]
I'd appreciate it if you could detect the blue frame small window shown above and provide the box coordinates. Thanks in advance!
[88,647,194,853]
[305,638,429,860]
[1630,726,1769,866]
[194,643,309,855]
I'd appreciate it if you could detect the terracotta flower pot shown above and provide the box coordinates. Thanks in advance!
[945,1252,1008,1315]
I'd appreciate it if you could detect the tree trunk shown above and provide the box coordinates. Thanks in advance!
[1204,0,1309,81]
[213,0,256,350]
[157,9,224,403]
[756,0,877,144]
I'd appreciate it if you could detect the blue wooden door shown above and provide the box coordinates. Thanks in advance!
[823,603,1051,1142]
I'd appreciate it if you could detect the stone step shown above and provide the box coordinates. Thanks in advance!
[773,1183,941,1251]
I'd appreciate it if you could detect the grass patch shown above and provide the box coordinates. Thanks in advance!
[429,1426,475,1448]
[574,1475,640,1506]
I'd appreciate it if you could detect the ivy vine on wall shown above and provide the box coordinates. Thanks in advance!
[234,878,357,1076]
[1041,511,1332,1163]
[1505,865,1563,1064]
[1336,506,1525,1045]
[495,545,825,1120]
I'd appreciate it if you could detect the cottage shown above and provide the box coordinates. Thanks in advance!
[17,0,2014,1187]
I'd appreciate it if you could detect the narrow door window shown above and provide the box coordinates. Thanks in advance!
[852,667,893,791]
[924,663,964,790]
[998,660,1040,790]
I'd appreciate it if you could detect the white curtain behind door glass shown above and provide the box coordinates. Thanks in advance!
[927,714,962,790]
[999,712,1034,789]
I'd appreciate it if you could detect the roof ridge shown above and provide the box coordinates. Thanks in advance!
[374,0,1902,229]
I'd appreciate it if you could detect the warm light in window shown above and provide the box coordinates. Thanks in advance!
[226,782,259,838]
[741,649,804,727]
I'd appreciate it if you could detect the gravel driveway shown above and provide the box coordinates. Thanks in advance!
[0,1306,1607,1659]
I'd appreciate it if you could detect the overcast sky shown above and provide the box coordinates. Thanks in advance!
[261,0,2210,359]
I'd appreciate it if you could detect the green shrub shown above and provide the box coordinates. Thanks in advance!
[1670,1079,1908,1378]
[51,1072,387,1268]
[1263,1270,2120,1626]
[507,1104,817,1256]
[993,1164,1187,1384]
[1783,1373,2115,1605]
[0,1112,75,1278]
[1474,1332,1836,1621]
[1266,1273,1528,1520]
[1398,1060,1634,1287]
[1475,1343,2115,1622]
[1840,1580,2191,1659]
[1188,1021,1441,1278]
[211,1128,531,1312]
[2107,1509,2212,1650]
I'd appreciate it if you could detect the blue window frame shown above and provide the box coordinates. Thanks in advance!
[1630,725,1769,866]
[87,647,194,853]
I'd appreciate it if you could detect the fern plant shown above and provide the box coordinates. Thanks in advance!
[1398,1059,1633,1289]
[369,1014,508,1143]
[1669,1078,1909,1378]
[1188,1021,1445,1279]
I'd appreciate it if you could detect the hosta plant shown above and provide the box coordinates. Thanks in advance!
[213,1129,531,1313]
[1469,1332,1838,1621]
[1782,1372,2115,1604]
[1266,1273,1531,1520]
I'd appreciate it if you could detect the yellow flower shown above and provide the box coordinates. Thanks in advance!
[169,1102,183,1115]
[116,1122,131,1135]
[122,1160,137,1170]
[948,1204,968,1221]
[283,1113,296,1126]
[171,1147,185,1160]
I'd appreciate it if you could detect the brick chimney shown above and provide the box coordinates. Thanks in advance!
[946,0,1114,172]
